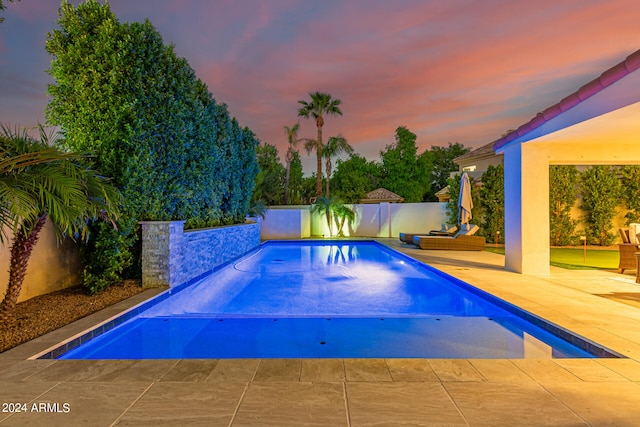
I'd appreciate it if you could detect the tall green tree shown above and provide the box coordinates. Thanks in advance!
[46,0,258,291]
[283,123,300,205]
[287,151,304,205]
[323,134,353,197]
[479,165,504,243]
[252,142,285,206]
[0,125,120,323]
[426,142,470,201]
[580,165,621,245]
[332,154,382,203]
[301,175,318,203]
[621,165,640,224]
[380,126,432,202]
[549,165,579,245]
[297,91,343,196]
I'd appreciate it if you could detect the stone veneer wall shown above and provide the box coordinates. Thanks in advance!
[140,220,260,288]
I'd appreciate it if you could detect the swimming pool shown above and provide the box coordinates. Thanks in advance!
[57,241,616,359]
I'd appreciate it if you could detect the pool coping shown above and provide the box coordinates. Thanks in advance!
[21,239,624,361]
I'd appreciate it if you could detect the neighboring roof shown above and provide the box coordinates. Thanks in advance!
[434,186,449,197]
[454,140,499,163]
[493,49,640,152]
[360,188,404,203]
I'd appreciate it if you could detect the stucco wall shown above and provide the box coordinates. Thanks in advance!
[263,202,449,239]
[0,220,82,303]
[260,208,310,240]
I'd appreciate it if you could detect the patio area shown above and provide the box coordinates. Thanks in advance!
[2,239,640,426]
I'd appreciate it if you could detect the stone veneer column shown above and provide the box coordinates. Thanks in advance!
[139,221,185,288]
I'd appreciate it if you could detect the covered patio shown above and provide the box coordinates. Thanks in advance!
[495,49,640,275]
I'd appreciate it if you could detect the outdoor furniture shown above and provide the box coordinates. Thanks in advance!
[399,225,457,244]
[617,227,640,273]
[412,224,485,251]
[412,234,486,251]
[618,243,640,273]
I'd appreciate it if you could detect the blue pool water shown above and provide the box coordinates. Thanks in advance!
[59,241,609,359]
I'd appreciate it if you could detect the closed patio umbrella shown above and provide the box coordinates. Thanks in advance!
[458,172,473,225]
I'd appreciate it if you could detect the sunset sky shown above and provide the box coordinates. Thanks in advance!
[1,0,639,173]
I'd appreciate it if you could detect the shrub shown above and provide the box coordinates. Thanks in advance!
[549,165,579,245]
[479,165,504,243]
[46,1,258,291]
[580,165,621,246]
[621,165,640,224]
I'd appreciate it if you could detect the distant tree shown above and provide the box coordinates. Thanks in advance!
[380,126,432,202]
[323,134,353,197]
[621,165,640,224]
[0,0,19,23]
[580,165,621,245]
[283,123,300,205]
[0,125,120,323]
[297,92,343,196]
[549,165,579,245]
[426,142,470,201]
[479,165,504,243]
[332,154,382,203]
[287,151,305,205]
[252,142,285,206]
[301,175,319,203]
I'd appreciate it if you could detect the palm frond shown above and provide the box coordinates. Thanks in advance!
[0,121,121,243]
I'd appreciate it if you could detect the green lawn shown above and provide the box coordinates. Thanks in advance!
[484,247,619,270]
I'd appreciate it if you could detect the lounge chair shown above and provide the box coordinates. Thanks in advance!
[399,224,457,244]
[618,226,640,273]
[412,224,486,251]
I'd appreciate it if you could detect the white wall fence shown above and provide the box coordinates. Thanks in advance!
[261,202,449,240]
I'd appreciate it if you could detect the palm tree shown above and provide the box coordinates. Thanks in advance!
[323,134,353,197]
[0,125,120,324]
[310,196,339,237]
[333,203,355,237]
[297,91,343,197]
[310,196,354,237]
[283,123,300,205]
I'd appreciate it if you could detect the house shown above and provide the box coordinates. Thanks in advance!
[492,49,640,275]
[453,140,503,181]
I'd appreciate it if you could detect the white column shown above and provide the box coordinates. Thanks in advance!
[503,143,550,275]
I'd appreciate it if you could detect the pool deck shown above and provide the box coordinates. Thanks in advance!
[2,238,640,426]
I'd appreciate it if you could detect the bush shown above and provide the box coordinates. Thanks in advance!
[479,165,504,243]
[580,166,621,246]
[46,1,258,292]
[621,165,640,224]
[549,165,579,245]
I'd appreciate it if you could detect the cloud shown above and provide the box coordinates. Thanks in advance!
[1,0,640,175]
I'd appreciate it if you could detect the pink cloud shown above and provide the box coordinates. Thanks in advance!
[2,0,640,175]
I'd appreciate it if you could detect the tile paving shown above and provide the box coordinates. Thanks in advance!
[2,238,640,425]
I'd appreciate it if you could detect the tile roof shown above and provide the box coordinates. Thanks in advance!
[362,188,404,201]
[493,49,640,152]
[454,140,498,162]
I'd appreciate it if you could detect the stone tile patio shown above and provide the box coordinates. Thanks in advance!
[2,238,640,426]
